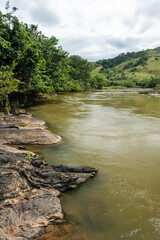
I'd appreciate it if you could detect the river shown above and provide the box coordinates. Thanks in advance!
[28,90,160,240]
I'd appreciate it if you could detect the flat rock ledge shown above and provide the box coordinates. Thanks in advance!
[0,110,61,145]
[0,111,97,240]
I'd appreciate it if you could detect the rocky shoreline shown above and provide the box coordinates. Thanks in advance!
[0,110,97,240]
[139,88,160,97]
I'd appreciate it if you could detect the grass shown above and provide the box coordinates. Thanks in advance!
[96,47,160,87]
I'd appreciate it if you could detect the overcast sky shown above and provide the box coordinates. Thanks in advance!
[0,0,160,61]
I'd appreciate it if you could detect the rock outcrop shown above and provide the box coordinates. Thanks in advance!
[0,110,61,145]
[0,188,62,240]
[0,111,97,239]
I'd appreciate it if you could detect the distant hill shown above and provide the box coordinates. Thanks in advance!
[95,47,160,88]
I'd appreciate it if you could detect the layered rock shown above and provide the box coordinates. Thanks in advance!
[0,111,97,239]
[0,110,61,145]
[0,146,97,196]
[0,189,62,240]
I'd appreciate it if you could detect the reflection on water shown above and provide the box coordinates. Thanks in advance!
[28,90,160,240]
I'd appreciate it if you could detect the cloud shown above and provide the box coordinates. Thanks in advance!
[138,21,154,34]
[136,0,160,19]
[30,5,59,26]
[60,37,90,53]
[0,0,160,61]
[106,37,141,49]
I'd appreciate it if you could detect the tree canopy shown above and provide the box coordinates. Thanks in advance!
[0,4,104,111]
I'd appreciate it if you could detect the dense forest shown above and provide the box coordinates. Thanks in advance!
[0,2,160,112]
[0,3,107,112]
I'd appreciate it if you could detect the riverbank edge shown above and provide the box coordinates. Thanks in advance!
[0,109,97,239]
[139,87,160,97]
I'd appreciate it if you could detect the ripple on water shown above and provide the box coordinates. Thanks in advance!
[28,90,160,240]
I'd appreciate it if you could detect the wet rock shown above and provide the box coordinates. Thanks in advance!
[0,145,97,194]
[53,165,98,174]
[48,165,97,192]
[29,165,97,192]
[15,159,97,192]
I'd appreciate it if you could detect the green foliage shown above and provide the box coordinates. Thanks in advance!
[0,62,19,112]
[40,161,48,168]
[96,47,160,88]
[0,7,51,98]
[134,56,148,67]
[68,55,94,90]
[123,62,134,70]
[0,2,107,111]
[104,86,127,89]
[0,3,105,111]
[89,72,108,89]
[27,152,31,164]
[96,50,148,71]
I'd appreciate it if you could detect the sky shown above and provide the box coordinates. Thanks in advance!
[0,0,160,61]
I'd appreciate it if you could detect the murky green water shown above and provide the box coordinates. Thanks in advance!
[28,90,160,240]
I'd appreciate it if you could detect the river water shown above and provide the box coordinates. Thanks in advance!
[28,90,160,240]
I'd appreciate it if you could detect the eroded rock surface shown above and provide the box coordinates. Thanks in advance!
[0,146,97,197]
[0,110,61,145]
[0,188,62,240]
[0,111,97,239]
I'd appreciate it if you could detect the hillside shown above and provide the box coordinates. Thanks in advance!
[96,47,160,88]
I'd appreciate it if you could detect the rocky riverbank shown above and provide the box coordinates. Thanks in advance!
[0,110,97,240]
[139,87,160,97]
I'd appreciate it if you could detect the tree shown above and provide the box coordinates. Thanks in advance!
[68,55,94,89]
[89,72,108,89]
[0,63,19,112]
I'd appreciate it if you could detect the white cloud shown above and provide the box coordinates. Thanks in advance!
[0,0,160,61]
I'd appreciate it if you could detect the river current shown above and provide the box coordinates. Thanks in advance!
[28,90,160,240]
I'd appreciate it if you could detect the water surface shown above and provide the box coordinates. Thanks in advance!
[28,90,160,240]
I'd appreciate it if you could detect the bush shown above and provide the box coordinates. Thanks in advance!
[0,64,19,112]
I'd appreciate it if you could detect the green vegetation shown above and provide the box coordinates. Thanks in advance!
[0,2,105,112]
[40,161,48,168]
[96,47,160,88]
[27,152,31,164]
[0,2,160,112]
